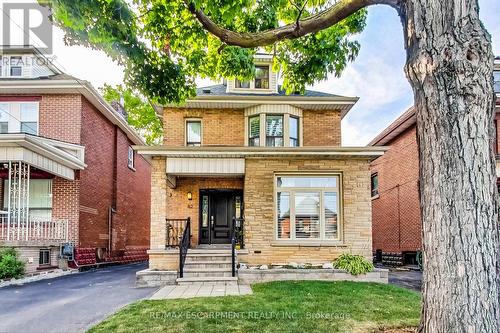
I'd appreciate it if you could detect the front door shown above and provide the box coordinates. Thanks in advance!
[199,190,242,244]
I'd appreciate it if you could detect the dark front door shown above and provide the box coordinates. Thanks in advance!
[199,190,242,244]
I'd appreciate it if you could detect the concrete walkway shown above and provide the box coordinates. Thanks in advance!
[150,283,253,299]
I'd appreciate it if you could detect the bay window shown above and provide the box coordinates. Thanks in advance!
[266,115,284,147]
[276,175,340,241]
[289,116,299,147]
[248,116,260,146]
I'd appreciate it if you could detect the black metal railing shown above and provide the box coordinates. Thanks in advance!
[178,217,191,278]
[165,218,189,247]
[231,217,245,277]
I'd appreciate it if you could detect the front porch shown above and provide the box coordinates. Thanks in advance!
[0,134,85,272]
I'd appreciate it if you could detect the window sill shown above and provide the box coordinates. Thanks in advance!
[270,240,347,247]
[371,194,380,200]
[128,165,136,172]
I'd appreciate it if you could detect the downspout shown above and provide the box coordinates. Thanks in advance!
[108,125,118,252]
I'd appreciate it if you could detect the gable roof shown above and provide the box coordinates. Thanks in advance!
[369,107,416,146]
[196,84,343,98]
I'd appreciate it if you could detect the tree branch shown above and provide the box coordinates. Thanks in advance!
[187,0,399,48]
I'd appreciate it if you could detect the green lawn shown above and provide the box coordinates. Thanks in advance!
[89,281,420,333]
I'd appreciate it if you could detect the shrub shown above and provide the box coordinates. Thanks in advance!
[333,254,374,276]
[0,248,25,280]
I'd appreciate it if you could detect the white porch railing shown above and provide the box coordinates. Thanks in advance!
[0,214,69,242]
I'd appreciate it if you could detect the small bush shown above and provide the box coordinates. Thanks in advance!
[333,254,374,276]
[0,248,25,280]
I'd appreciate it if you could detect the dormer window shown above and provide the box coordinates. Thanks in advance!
[255,66,269,89]
[234,65,271,91]
[10,57,22,76]
[236,79,250,89]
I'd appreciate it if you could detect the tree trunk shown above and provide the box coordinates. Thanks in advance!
[399,0,500,331]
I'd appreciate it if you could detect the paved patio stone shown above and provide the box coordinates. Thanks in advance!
[150,283,253,299]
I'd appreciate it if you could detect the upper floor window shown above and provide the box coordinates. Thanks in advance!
[186,120,202,146]
[255,66,269,89]
[494,70,500,94]
[371,173,379,198]
[10,56,22,77]
[266,115,284,147]
[128,146,135,169]
[289,116,299,147]
[0,102,39,135]
[248,116,260,146]
[234,65,270,90]
[235,79,250,89]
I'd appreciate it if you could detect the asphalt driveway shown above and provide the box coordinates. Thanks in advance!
[389,269,422,292]
[0,262,157,333]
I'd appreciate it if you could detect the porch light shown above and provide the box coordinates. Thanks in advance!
[187,191,193,200]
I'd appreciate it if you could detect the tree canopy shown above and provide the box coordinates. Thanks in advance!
[100,84,163,145]
[41,0,367,104]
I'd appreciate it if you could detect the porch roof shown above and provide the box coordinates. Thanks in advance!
[133,146,388,159]
[0,134,86,180]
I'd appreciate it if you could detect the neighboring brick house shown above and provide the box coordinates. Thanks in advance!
[0,46,150,273]
[369,56,500,266]
[135,54,386,285]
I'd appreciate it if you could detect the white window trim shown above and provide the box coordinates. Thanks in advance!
[233,64,273,93]
[128,146,136,171]
[0,101,39,135]
[274,173,343,244]
[185,118,202,147]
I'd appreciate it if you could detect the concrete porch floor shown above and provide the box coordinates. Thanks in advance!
[150,282,253,299]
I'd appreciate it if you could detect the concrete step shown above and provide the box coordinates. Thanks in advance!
[176,276,238,285]
[183,271,233,278]
[184,262,233,269]
[188,249,232,255]
[185,254,232,263]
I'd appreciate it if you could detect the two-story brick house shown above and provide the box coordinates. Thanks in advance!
[136,54,386,284]
[0,46,151,273]
[368,56,500,266]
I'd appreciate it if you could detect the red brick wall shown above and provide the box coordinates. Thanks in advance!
[39,94,82,144]
[79,96,150,250]
[370,126,421,254]
[52,176,80,243]
[115,130,151,249]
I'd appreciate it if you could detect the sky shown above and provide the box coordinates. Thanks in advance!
[1,0,499,146]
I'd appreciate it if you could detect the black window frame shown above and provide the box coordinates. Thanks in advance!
[371,173,379,198]
[39,249,50,266]
[248,115,260,146]
[265,114,284,147]
[289,116,300,147]
[186,120,202,147]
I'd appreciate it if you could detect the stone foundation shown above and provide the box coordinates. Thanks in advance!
[136,269,177,287]
[238,268,388,284]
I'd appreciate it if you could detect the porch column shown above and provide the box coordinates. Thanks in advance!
[150,157,167,250]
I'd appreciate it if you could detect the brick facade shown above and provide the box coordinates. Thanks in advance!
[1,93,151,273]
[303,109,341,146]
[163,107,342,147]
[370,126,421,258]
[163,108,245,146]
